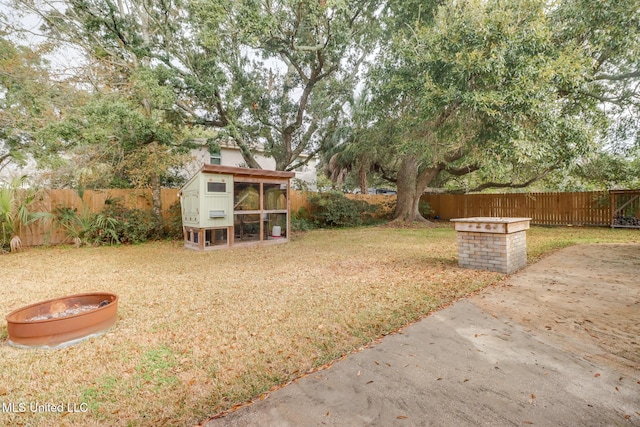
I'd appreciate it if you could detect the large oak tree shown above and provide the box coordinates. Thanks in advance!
[357,0,640,222]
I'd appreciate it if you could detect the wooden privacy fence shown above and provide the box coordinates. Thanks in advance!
[421,191,612,226]
[17,188,180,247]
[14,189,627,247]
[292,190,613,226]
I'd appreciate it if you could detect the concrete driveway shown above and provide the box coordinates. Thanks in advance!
[204,244,640,427]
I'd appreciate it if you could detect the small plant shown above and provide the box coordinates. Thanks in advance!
[0,176,50,253]
[52,205,120,247]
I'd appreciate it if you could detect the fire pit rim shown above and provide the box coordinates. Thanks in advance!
[5,292,118,324]
[5,292,119,349]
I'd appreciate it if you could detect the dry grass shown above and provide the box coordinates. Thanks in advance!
[0,225,637,426]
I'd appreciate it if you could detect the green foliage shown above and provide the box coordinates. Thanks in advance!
[135,346,178,389]
[0,176,50,252]
[419,200,433,218]
[52,204,119,246]
[0,35,78,172]
[100,199,158,244]
[80,375,119,414]
[291,207,316,231]
[162,201,184,240]
[307,191,377,228]
[52,197,159,246]
[41,90,190,190]
[348,0,640,221]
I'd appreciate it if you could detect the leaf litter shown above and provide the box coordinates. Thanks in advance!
[0,226,636,426]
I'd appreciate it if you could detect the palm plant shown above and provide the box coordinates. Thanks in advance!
[0,176,50,253]
[52,204,120,247]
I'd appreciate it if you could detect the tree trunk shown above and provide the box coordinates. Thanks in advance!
[392,154,439,223]
[150,172,163,234]
[359,162,367,195]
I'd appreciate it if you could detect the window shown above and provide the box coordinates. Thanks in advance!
[234,182,260,211]
[208,140,221,165]
[263,183,287,210]
[207,182,226,193]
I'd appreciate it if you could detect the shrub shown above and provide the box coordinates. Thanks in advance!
[291,207,315,231]
[419,200,433,218]
[101,199,157,244]
[163,201,184,240]
[307,191,377,228]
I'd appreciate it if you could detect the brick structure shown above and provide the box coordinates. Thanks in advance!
[451,217,531,274]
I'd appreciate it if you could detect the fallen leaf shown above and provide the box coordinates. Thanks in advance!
[0,387,7,396]
[615,387,619,391]
[397,415,408,419]
[594,373,601,378]
[366,380,374,384]
[522,422,534,425]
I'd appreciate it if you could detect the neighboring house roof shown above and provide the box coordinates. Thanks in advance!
[197,137,315,159]
[183,138,317,191]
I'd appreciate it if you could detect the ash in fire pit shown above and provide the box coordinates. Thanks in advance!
[30,304,101,321]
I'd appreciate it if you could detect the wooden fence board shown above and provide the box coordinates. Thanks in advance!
[422,191,611,226]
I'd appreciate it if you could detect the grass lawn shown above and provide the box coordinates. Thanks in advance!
[0,225,637,426]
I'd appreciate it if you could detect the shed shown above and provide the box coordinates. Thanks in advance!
[178,165,296,250]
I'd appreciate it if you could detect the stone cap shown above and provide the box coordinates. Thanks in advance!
[451,217,531,234]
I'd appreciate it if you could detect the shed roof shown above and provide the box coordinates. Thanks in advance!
[199,164,296,179]
[179,165,296,196]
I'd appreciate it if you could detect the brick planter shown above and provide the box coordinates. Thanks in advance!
[450,217,531,274]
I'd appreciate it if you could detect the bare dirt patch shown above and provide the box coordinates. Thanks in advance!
[474,243,640,376]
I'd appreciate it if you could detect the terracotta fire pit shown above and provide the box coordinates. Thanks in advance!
[6,292,118,349]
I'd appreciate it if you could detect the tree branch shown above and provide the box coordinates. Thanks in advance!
[593,70,640,81]
[372,162,397,183]
[465,168,555,193]
[444,164,481,176]
[577,89,626,105]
